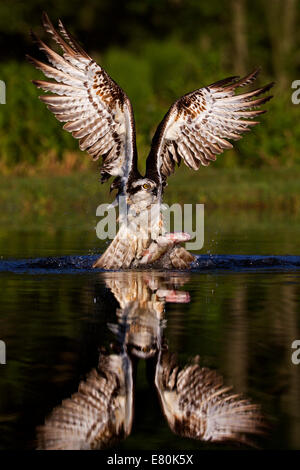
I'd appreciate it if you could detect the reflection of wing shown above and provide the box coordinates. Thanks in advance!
[37,354,133,450]
[155,352,265,445]
[28,13,139,189]
[146,69,273,183]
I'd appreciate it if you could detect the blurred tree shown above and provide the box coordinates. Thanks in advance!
[264,0,298,89]
[231,0,248,75]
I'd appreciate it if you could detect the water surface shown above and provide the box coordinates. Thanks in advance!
[0,212,300,450]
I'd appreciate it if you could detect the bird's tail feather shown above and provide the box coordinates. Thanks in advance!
[93,228,195,270]
[93,226,138,269]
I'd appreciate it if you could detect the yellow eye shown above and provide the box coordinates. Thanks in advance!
[143,183,151,190]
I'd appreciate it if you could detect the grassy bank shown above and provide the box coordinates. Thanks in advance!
[0,167,300,231]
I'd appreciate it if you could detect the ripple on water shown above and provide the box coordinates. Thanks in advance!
[0,253,300,274]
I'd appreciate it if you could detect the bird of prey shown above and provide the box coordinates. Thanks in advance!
[28,13,273,270]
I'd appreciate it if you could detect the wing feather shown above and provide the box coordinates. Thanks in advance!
[29,13,139,188]
[37,354,133,450]
[155,352,266,445]
[146,68,273,181]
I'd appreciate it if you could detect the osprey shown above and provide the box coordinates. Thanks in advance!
[28,13,273,270]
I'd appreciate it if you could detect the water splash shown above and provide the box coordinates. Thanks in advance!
[1,253,300,274]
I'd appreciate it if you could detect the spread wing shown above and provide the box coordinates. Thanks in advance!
[37,354,133,450]
[155,352,266,446]
[146,69,273,183]
[28,13,139,190]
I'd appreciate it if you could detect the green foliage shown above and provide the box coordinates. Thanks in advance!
[235,91,300,168]
[1,38,300,170]
[0,61,78,167]
[1,168,300,239]
[1,0,300,172]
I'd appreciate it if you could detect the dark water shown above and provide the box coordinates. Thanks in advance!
[1,213,300,450]
[1,250,300,450]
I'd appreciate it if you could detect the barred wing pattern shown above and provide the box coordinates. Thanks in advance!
[155,352,265,445]
[37,354,133,450]
[146,69,273,181]
[28,13,138,187]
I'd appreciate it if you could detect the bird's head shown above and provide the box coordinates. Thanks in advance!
[127,178,158,203]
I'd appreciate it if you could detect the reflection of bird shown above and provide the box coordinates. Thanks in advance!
[155,352,265,445]
[37,354,133,450]
[37,272,266,450]
[36,272,189,450]
[104,271,190,358]
[29,13,274,270]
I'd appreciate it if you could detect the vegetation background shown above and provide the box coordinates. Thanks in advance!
[0,0,300,229]
[1,0,300,170]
